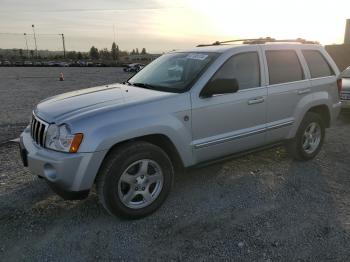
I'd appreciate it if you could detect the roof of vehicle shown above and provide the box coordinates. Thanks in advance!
[175,38,322,54]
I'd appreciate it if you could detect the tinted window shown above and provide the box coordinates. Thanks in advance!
[211,52,260,90]
[302,50,334,78]
[266,50,304,85]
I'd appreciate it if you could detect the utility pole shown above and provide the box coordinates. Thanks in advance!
[113,24,116,43]
[24,33,29,58]
[61,33,66,59]
[32,24,38,59]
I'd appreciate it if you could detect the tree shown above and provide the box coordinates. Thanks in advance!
[131,49,135,55]
[99,48,110,60]
[19,49,24,59]
[135,48,139,55]
[111,42,119,61]
[141,48,147,55]
[77,52,83,60]
[67,51,77,60]
[89,46,99,60]
[30,50,34,59]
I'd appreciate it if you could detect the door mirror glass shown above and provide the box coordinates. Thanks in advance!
[201,78,239,98]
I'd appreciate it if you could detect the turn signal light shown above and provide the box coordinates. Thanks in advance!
[69,133,84,153]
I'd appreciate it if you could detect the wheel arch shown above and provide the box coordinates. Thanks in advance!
[288,100,331,139]
[96,134,185,181]
[307,104,331,128]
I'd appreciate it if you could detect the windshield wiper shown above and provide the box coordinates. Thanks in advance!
[129,82,156,89]
[124,80,133,85]
[125,81,176,93]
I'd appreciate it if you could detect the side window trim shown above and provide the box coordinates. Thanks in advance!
[199,51,262,97]
[265,49,305,86]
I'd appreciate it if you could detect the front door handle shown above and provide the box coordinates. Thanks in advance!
[298,89,311,95]
[248,97,265,105]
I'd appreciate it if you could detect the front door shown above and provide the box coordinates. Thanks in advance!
[191,49,267,163]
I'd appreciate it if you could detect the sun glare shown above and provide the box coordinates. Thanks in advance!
[180,0,350,45]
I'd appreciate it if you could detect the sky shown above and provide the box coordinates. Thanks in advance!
[0,0,349,53]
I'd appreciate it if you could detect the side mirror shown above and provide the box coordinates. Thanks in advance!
[201,78,239,98]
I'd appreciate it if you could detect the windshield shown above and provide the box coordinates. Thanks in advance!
[127,52,218,93]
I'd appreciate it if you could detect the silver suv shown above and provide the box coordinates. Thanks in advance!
[20,38,341,218]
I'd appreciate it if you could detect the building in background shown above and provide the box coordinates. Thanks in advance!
[325,19,350,71]
[344,19,350,44]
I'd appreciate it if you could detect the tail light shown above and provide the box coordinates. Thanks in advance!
[337,79,342,96]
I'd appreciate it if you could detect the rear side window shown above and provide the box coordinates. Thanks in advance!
[266,50,304,85]
[212,52,260,90]
[302,50,334,78]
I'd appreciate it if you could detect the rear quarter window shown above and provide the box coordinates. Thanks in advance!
[266,50,304,85]
[302,50,334,78]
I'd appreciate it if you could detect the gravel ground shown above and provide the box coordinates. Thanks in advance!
[1,68,350,261]
[0,67,131,143]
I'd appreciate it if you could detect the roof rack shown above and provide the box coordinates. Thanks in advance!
[197,37,319,47]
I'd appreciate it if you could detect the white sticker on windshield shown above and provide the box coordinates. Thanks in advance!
[186,53,208,60]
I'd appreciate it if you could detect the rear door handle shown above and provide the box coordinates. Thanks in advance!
[248,97,265,105]
[298,89,311,95]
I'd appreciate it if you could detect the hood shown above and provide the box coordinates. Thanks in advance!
[35,83,175,123]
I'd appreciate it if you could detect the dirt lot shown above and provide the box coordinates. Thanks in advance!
[1,68,350,261]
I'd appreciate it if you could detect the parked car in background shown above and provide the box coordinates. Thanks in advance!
[34,61,42,66]
[70,60,87,67]
[58,62,70,67]
[20,38,341,219]
[24,61,33,66]
[340,66,350,109]
[15,61,24,66]
[3,60,11,66]
[123,63,144,73]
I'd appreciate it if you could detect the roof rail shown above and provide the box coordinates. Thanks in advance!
[197,37,319,47]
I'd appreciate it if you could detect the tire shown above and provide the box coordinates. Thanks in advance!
[287,112,325,161]
[96,141,174,219]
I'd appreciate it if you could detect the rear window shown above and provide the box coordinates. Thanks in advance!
[302,50,334,78]
[266,50,304,85]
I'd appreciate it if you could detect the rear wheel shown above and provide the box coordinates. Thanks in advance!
[287,112,325,161]
[97,141,174,219]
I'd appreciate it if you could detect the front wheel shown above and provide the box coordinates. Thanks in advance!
[96,142,174,219]
[287,112,325,161]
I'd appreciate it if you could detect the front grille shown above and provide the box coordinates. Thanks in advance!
[31,114,48,147]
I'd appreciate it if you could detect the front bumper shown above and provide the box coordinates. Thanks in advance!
[20,126,107,200]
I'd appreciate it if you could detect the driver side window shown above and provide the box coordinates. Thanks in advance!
[212,52,261,90]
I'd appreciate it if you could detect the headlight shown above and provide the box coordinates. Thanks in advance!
[45,124,83,153]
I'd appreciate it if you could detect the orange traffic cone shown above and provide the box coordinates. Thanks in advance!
[59,72,64,81]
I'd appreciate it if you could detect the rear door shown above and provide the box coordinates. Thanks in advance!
[261,45,311,143]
